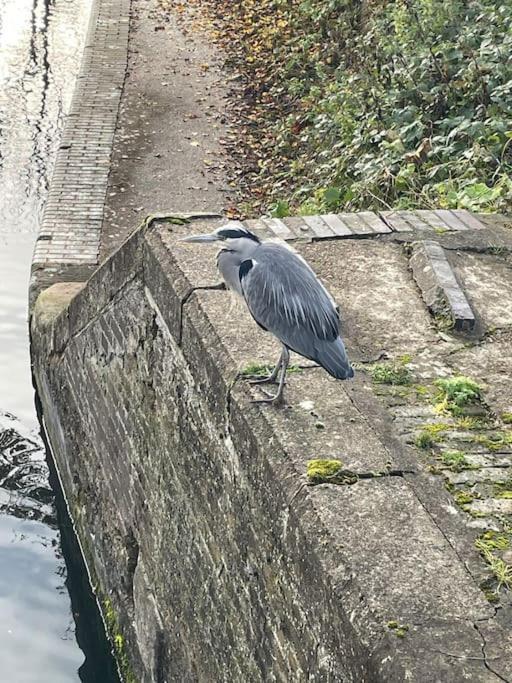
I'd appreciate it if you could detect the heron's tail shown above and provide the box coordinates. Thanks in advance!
[315,337,354,380]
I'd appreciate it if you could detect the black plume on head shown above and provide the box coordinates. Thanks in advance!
[217,228,260,243]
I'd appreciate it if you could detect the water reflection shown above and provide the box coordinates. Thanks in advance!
[0,0,89,234]
[0,0,119,680]
[0,515,81,683]
[0,412,84,681]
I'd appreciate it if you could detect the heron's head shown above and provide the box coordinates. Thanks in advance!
[180,222,260,257]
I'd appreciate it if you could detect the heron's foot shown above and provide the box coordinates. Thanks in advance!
[250,387,285,406]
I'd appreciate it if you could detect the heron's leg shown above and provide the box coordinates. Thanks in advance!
[251,347,289,406]
[247,347,285,385]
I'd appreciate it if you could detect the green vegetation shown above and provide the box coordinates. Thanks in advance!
[475,532,512,594]
[186,0,512,215]
[240,362,301,377]
[501,412,512,425]
[493,476,512,498]
[370,362,412,386]
[415,431,434,449]
[434,314,455,332]
[414,384,431,398]
[438,450,474,472]
[414,420,463,450]
[457,416,488,431]
[477,531,510,552]
[306,459,359,485]
[433,376,483,416]
[387,621,409,638]
[454,489,476,506]
[307,459,343,483]
[241,363,275,377]
[103,598,136,683]
[473,431,512,451]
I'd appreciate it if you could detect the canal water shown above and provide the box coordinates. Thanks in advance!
[0,0,119,680]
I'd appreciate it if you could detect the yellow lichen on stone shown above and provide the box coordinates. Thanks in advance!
[307,459,343,483]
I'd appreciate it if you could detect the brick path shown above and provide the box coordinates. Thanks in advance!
[32,0,130,267]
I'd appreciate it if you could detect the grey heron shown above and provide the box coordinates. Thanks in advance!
[181,223,354,404]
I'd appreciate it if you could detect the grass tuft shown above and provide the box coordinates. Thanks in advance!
[370,363,411,386]
[433,376,483,416]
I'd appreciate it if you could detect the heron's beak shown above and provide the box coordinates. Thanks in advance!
[179,233,220,243]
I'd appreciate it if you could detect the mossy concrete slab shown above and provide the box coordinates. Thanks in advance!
[160,221,512,678]
[444,339,512,416]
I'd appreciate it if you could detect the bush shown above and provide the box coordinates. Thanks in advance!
[193,0,512,214]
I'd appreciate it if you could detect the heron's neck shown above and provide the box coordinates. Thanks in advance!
[238,240,260,261]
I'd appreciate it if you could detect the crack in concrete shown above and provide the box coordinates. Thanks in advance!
[286,468,412,509]
[474,622,511,682]
[443,244,512,258]
[306,468,412,487]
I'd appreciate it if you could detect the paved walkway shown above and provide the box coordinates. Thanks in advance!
[100,0,236,260]
[30,0,236,303]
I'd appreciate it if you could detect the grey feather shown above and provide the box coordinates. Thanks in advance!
[239,243,352,378]
[217,249,244,296]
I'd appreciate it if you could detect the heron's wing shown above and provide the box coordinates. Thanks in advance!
[240,244,339,358]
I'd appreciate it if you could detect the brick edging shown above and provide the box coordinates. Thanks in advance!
[32,0,130,269]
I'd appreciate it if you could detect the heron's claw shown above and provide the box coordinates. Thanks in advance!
[250,396,284,406]
[250,387,285,406]
[247,374,279,385]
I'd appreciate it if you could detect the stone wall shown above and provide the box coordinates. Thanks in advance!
[31,216,512,682]
[32,228,370,681]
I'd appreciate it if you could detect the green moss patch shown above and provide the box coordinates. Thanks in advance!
[307,459,343,483]
[414,384,431,398]
[473,431,512,451]
[476,531,510,552]
[306,459,359,485]
[415,431,435,449]
[370,363,412,386]
[454,489,478,507]
[387,621,409,638]
[456,416,489,431]
[438,450,476,472]
[103,598,137,683]
[414,421,464,450]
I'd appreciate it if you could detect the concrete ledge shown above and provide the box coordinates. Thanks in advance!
[31,216,512,681]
